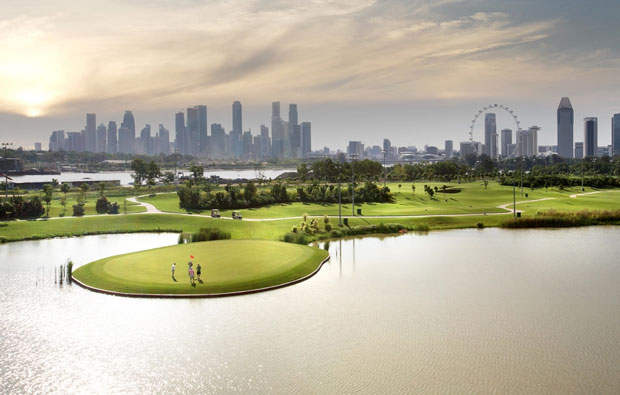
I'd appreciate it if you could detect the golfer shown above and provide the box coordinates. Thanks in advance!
[196,263,202,281]
[171,262,176,277]
[188,266,195,284]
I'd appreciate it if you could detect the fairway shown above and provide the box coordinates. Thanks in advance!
[73,240,329,296]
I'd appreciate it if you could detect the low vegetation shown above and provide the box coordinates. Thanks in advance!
[501,209,620,228]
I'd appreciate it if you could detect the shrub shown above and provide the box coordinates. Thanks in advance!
[72,203,85,217]
[412,223,430,232]
[190,227,231,242]
[477,222,484,229]
[282,232,310,245]
[96,196,110,214]
[0,236,8,244]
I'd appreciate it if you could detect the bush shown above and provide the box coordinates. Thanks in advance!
[282,232,310,245]
[72,203,85,217]
[0,236,8,244]
[96,196,110,214]
[190,227,232,242]
[477,222,484,229]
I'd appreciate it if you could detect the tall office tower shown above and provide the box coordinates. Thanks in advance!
[282,121,290,157]
[500,129,512,157]
[557,97,574,158]
[156,124,170,155]
[107,121,117,153]
[210,124,226,158]
[527,126,539,157]
[174,112,186,154]
[348,141,364,156]
[612,113,620,156]
[252,135,262,158]
[260,125,271,158]
[49,130,63,151]
[118,126,133,153]
[196,105,208,155]
[232,101,242,135]
[584,117,598,157]
[484,113,497,158]
[242,131,253,157]
[575,142,584,159]
[301,122,311,157]
[271,101,284,157]
[516,129,528,157]
[186,107,199,156]
[288,104,299,157]
[66,132,83,152]
[96,123,107,153]
[140,124,152,155]
[34,143,42,151]
[85,113,97,152]
[444,140,453,159]
[383,139,392,157]
[120,111,136,153]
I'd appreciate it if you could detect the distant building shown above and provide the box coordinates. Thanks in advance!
[186,107,199,156]
[271,102,284,158]
[484,113,497,158]
[348,141,364,157]
[460,141,476,158]
[121,111,136,151]
[85,113,97,152]
[118,126,133,154]
[156,124,170,155]
[612,113,620,157]
[557,97,574,158]
[175,111,185,154]
[301,122,311,157]
[107,121,118,153]
[49,130,65,151]
[232,101,242,136]
[584,117,598,157]
[96,123,107,153]
[288,104,299,157]
[574,142,584,159]
[500,129,512,157]
[34,142,41,151]
[444,140,453,159]
[66,132,83,152]
[196,105,208,156]
[383,139,392,157]
[426,146,439,155]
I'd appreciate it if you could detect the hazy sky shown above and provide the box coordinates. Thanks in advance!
[1,0,620,150]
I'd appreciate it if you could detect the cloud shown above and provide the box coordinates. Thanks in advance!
[0,0,618,118]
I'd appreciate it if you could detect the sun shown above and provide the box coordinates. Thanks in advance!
[12,89,53,117]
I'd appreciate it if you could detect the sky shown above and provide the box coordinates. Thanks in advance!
[1,0,620,151]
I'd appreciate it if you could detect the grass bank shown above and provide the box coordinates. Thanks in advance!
[73,239,328,295]
[501,209,620,228]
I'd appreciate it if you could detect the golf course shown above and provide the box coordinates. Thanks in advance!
[73,239,329,296]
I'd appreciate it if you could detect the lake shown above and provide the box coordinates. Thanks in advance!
[1,227,619,393]
[10,168,294,186]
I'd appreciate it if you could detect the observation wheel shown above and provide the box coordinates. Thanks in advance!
[468,104,521,157]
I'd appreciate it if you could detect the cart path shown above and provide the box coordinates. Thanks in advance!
[569,191,601,198]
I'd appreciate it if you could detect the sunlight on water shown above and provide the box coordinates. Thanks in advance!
[1,228,620,393]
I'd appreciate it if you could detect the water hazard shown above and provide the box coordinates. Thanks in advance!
[1,228,620,393]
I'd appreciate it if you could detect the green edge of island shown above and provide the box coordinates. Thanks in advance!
[72,239,329,297]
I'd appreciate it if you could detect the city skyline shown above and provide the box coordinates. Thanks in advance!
[1,0,620,149]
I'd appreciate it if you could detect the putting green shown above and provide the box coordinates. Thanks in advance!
[73,240,329,296]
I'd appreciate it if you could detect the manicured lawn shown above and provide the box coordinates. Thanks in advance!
[73,239,329,295]
[139,182,604,218]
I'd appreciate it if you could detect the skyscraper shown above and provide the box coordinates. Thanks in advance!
[118,126,133,154]
[301,122,311,157]
[584,117,598,157]
[444,140,453,159]
[186,107,199,155]
[527,126,539,157]
[575,142,584,159]
[557,97,574,158]
[484,113,497,158]
[210,124,226,158]
[85,113,97,152]
[157,124,170,155]
[175,111,185,154]
[107,121,117,153]
[289,104,299,157]
[96,123,107,153]
[271,102,284,157]
[140,124,152,155]
[121,111,136,153]
[500,129,512,157]
[196,105,208,156]
[260,125,271,158]
[232,101,242,135]
[612,113,620,157]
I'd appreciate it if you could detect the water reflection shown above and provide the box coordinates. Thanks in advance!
[2,228,620,393]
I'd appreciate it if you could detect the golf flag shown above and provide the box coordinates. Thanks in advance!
[190,255,194,259]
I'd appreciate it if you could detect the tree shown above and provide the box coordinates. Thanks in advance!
[97,182,106,196]
[131,158,148,187]
[42,184,53,216]
[51,178,59,188]
[60,183,70,213]
[80,183,90,202]
[146,161,161,188]
[189,164,204,186]
[161,171,175,185]
[96,196,110,214]
[297,163,309,181]
[244,181,257,201]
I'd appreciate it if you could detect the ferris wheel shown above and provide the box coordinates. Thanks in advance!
[468,104,521,157]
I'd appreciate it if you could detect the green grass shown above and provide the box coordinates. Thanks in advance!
[43,196,145,217]
[139,182,604,218]
[73,240,329,295]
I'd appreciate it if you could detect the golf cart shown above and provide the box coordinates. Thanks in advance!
[232,211,243,220]
[211,209,221,218]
